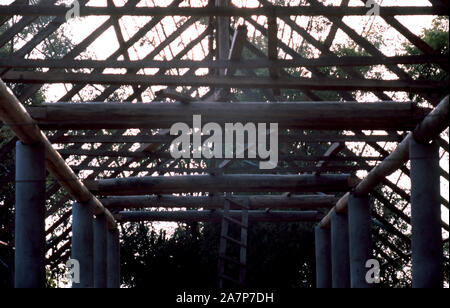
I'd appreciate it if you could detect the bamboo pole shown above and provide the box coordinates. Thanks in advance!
[0,79,117,229]
[319,96,449,228]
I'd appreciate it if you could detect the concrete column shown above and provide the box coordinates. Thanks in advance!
[14,141,46,288]
[71,201,94,288]
[331,211,350,288]
[315,226,332,288]
[348,194,372,288]
[410,139,443,288]
[94,214,107,288]
[107,228,120,288]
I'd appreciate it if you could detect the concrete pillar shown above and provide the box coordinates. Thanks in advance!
[71,201,94,288]
[410,139,443,288]
[14,141,46,288]
[348,194,373,288]
[315,226,332,288]
[331,211,350,288]
[94,214,107,288]
[107,228,120,288]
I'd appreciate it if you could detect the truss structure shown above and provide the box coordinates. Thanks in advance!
[0,0,449,287]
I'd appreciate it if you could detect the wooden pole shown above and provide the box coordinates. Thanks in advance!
[1,55,446,70]
[26,101,429,130]
[106,229,120,288]
[319,95,449,228]
[348,194,373,288]
[315,226,332,288]
[86,174,353,195]
[1,5,446,17]
[331,211,350,288]
[0,79,117,229]
[114,210,324,222]
[4,71,447,94]
[93,214,107,288]
[410,140,443,288]
[71,201,94,288]
[100,194,337,209]
[14,141,46,288]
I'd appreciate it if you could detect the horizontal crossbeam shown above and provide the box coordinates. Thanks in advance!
[4,72,448,93]
[1,5,447,17]
[1,55,446,70]
[100,194,338,209]
[27,101,429,130]
[114,210,324,222]
[85,174,355,195]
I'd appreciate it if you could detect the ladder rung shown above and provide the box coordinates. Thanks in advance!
[221,234,247,247]
[219,254,246,266]
[223,215,248,228]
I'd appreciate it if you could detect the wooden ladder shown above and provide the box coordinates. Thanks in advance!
[218,194,249,288]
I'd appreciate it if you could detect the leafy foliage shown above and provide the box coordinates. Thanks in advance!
[120,220,316,288]
[402,16,449,103]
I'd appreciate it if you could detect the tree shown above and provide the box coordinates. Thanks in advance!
[402,16,449,103]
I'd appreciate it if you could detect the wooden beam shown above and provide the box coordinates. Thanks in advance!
[0,0,59,49]
[71,165,371,174]
[224,24,248,77]
[46,11,200,194]
[48,132,401,144]
[27,101,430,130]
[59,149,384,163]
[100,194,338,209]
[14,0,142,101]
[216,0,230,76]
[85,174,354,195]
[0,0,27,27]
[49,134,172,144]
[1,5,447,17]
[6,71,448,93]
[359,0,448,72]
[305,0,439,105]
[267,14,280,96]
[1,55,446,70]
[0,79,117,229]
[319,95,449,228]
[0,0,89,77]
[155,89,193,103]
[114,210,324,222]
[314,142,345,175]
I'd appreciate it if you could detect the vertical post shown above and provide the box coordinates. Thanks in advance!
[71,201,94,288]
[215,0,230,76]
[331,211,350,288]
[14,141,46,288]
[94,214,107,288]
[314,226,332,288]
[214,0,230,100]
[348,194,372,288]
[107,228,120,288]
[410,139,443,288]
